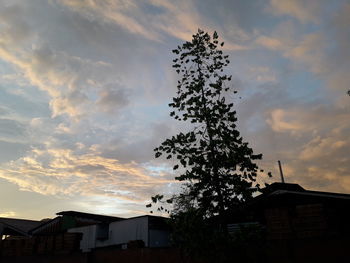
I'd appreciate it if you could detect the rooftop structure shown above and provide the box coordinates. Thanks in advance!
[0,217,41,238]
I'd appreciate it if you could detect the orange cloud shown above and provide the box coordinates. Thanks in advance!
[0,146,173,202]
[256,36,284,50]
[268,0,322,23]
[267,109,304,133]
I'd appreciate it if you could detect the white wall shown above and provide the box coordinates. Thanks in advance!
[68,225,96,252]
[68,216,170,251]
[96,217,149,248]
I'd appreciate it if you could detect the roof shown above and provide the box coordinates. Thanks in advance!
[29,216,61,235]
[251,182,350,208]
[261,182,305,194]
[0,217,41,236]
[108,214,171,230]
[269,189,350,200]
[224,183,350,224]
[122,214,170,222]
[56,211,125,223]
[260,182,350,199]
[30,211,125,235]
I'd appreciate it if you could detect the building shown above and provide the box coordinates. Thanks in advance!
[29,211,124,236]
[68,215,171,252]
[0,217,41,239]
[222,182,350,262]
[247,182,350,240]
[2,182,350,262]
[0,210,171,256]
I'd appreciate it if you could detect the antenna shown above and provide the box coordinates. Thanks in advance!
[278,160,285,183]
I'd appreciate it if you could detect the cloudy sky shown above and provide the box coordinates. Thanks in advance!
[0,0,349,219]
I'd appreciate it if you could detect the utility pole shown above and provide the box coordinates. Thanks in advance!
[278,160,285,183]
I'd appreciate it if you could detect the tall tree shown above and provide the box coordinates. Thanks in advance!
[153,29,263,221]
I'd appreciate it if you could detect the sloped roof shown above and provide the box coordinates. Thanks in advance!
[0,217,41,236]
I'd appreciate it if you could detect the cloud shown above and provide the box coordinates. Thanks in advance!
[96,84,129,114]
[248,66,277,83]
[0,0,251,123]
[0,4,32,44]
[0,145,173,202]
[0,2,129,119]
[0,0,348,218]
[262,104,350,192]
[267,109,303,133]
[300,136,348,161]
[59,0,161,41]
[58,0,190,41]
[267,105,350,136]
[256,36,284,50]
[256,30,328,74]
[26,46,129,118]
[286,33,328,74]
[57,0,249,51]
[98,121,174,163]
[268,0,325,23]
[0,106,9,116]
[0,141,29,164]
[258,1,350,98]
[0,118,28,143]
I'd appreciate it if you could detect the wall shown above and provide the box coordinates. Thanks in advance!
[96,217,148,248]
[0,248,187,263]
[149,229,171,247]
[0,233,82,257]
[68,225,96,252]
[2,239,350,262]
[68,216,171,251]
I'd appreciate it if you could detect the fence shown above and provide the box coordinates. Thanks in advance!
[0,233,82,257]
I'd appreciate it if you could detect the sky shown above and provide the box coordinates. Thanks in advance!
[0,0,349,220]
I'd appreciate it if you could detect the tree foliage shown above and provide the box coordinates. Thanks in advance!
[151,29,265,221]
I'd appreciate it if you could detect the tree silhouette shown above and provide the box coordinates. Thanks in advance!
[151,29,264,224]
